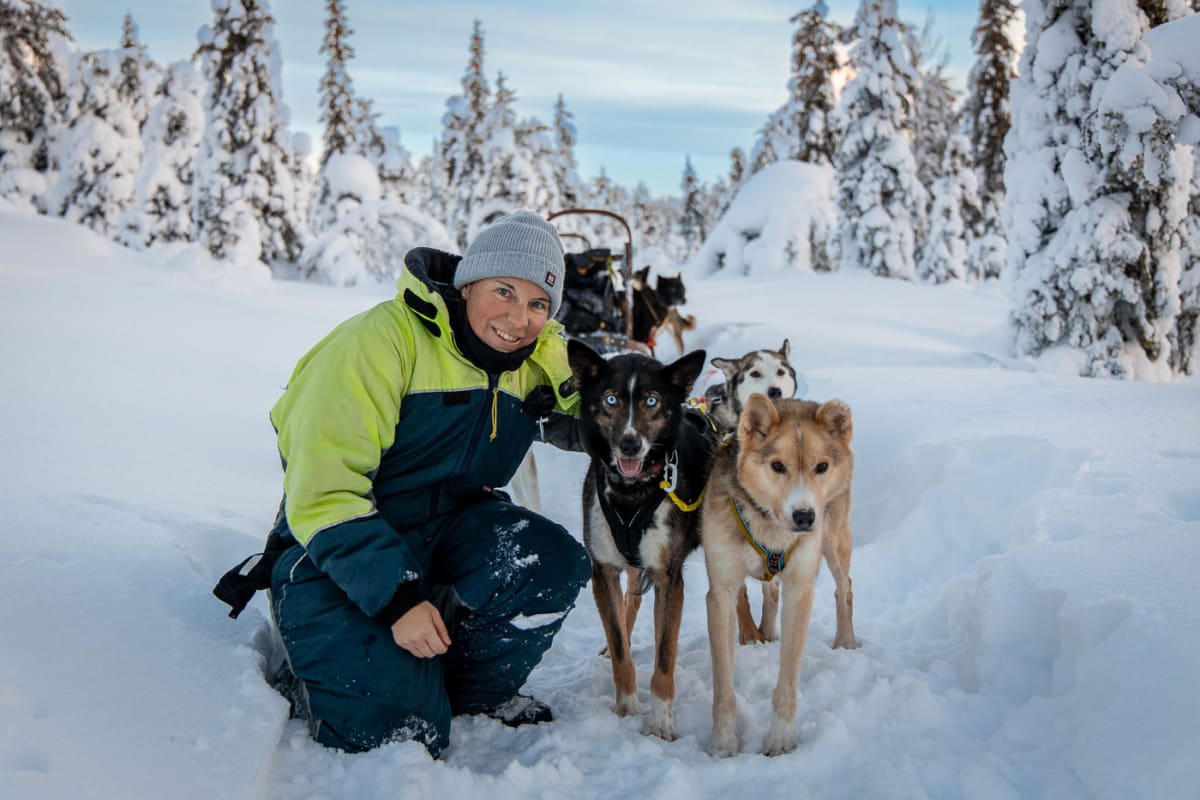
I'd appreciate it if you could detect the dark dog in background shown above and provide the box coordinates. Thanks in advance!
[631,267,696,355]
[568,340,714,741]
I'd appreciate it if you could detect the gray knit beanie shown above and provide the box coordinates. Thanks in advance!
[454,210,565,317]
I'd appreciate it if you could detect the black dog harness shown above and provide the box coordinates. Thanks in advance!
[596,408,716,568]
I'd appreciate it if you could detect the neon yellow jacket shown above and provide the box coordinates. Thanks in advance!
[269,248,580,618]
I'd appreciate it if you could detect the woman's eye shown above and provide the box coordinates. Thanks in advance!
[771,461,786,474]
[645,396,658,407]
[604,394,617,406]
[531,301,549,313]
[814,462,829,474]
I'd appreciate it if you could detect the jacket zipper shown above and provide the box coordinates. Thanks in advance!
[457,372,499,478]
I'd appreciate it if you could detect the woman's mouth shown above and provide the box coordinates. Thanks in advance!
[492,327,520,344]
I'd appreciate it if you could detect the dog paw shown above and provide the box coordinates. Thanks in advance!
[614,693,641,718]
[832,632,860,649]
[761,716,800,756]
[643,696,678,741]
[709,726,739,758]
[738,628,766,645]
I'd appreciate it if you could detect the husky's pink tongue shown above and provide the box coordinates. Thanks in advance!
[617,456,644,477]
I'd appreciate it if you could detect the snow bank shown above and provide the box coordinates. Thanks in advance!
[687,160,836,278]
[2,209,1198,799]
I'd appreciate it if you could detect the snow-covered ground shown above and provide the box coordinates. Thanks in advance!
[2,209,1198,799]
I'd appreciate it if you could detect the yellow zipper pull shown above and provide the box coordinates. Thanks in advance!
[490,386,499,441]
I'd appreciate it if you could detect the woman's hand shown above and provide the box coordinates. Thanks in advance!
[390,601,452,658]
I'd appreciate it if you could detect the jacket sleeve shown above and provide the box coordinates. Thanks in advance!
[529,330,585,452]
[271,307,425,620]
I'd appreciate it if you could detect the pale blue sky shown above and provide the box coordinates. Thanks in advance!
[59,0,979,196]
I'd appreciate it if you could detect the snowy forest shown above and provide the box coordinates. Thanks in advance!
[2,0,1199,380]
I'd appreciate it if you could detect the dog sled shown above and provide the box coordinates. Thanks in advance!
[549,208,650,356]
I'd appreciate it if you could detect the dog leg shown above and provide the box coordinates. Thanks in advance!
[736,583,767,645]
[760,578,780,642]
[598,567,643,658]
[707,585,740,756]
[822,508,859,649]
[762,578,815,756]
[593,562,640,716]
[645,569,683,741]
[623,567,643,650]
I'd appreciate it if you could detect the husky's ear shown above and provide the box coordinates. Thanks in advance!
[779,338,790,359]
[567,339,606,386]
[664,349,707,394]
[816,399,852,445]
[739,393,778,442]
[710,356,738,383]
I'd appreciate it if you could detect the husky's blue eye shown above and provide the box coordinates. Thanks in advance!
[604,394,617,406]
[645,396,658,407]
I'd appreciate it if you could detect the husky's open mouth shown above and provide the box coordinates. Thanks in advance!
[616,456,644,477]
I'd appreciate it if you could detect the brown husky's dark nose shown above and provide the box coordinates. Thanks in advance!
[791,508,815,530]
[618,434,642,457]
[767,387,783,400]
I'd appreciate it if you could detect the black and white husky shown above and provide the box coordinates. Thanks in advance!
[567,340,714,741]
[705,339,798,436]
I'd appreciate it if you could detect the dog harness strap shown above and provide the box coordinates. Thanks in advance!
[598,486,667,568]
[659,449,705,512]
[729,497,802,580]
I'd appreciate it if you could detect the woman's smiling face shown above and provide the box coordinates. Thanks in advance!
[461,277,552,352]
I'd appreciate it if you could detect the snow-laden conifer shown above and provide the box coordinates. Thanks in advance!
[1005,0,1195,377]
[49,48,141,235]
[0,0,71,210]
[959,0,1019,280]
[832,0,926,279]
[117,59,204,249]
[193,0,302,267]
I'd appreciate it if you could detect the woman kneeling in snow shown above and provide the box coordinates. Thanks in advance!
[215,210,590,756]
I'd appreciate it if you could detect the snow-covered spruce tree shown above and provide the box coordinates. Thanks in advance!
[366,124,417,206]
[832,0,926,279]
[1005,0,1192,378]
[747,129,778,177]
[786,2,844,165]
[117,59,205,249]
[712,146,747,217]
[301,151,452,286]
[679,156,707,258]
[908,12,960,195]
[49,48,142,236]
[468,72,560,235]
[193,0,302,267]
[288,130,315,236]
[748,4,844,176]
[433,19,490,248]
[552,93,584,209]
[0,0,71,209]
[586,166,631,243]
[1094,12,1200,375]
[117,12,158,132]
[959,0,1019,280]
[918,133,979,284]
[318,0,355,165]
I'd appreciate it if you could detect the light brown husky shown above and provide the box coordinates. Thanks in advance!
[700,395,857,756]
